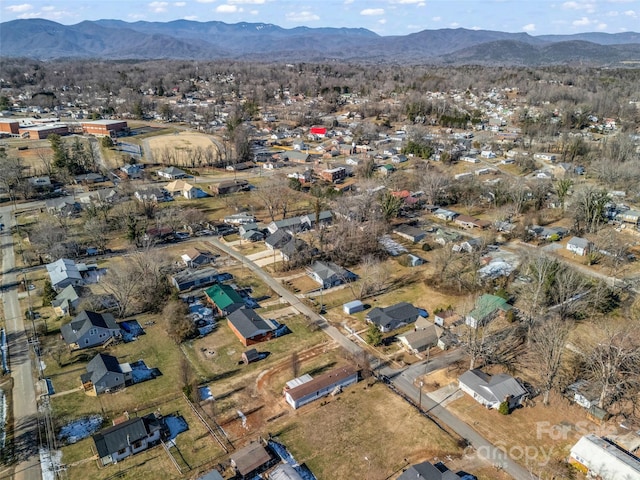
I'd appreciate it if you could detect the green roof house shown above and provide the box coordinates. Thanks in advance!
[465,294,512,329]
[205,284,244,315]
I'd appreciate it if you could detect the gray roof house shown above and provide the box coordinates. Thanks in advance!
[227,307,279,346]
[398,461,477,480]
[306,261,356,289]
[264,230,292,250]
[170,267,219,292]
[51,284,80,316]
[566,236,590,256]
[458,369,527,410]
[93,414,164,466]
[60,310,121,350]
[366,302,420,333]
[47,258,84,290]
[81,353,131,395]
[398,324,439,355]
[45,198,81,216]
[393,225,427,243]
[157,166,187,179]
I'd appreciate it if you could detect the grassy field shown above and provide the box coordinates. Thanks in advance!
[47,312,184,425]
[61,396,228,480]
[277,381,460,480]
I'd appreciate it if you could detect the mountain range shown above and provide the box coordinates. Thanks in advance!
[2,18,640,65]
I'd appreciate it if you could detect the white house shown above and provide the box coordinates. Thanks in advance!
[566,236,590,256]
[569,434,640,480]
[458,369,527,410]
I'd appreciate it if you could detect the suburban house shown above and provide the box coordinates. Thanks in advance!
[205,284,245,316]
[227,307,279,346]
[45,198,82,216]
[157,166,187,180]
[398,324,439,355]
[393,225,427,243]
[527,225,568,240]
[120,163,142,178]
[615,210,640,225]
[434,309,462,328]
[367,302,421,333]
[284,365,359,409]
[279,237,313,262]
[211,179,250,195]
[134,187,168,203]
[454,215,491,229]
[407,254,426,267]
[47,258,84,290]
[51,284,80,316]
[224,212,257,225]
[566,236,591,256]
[433,208,458,222]
[81,353,131,395]
[61,311,121,350]
[398,461,477,480]
[458,369,527,410]
[180,248,214,268]
[299,210,333,230]
[170,267,219,292]
[230,441,275,479]
[164,179,206,199]
[465,294,512,329]
[569,434,640,480]
[93,414,164,466]
[264,230,292,250]
[306,261,356,289]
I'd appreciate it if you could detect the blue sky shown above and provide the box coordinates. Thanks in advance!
[3,0,639,36]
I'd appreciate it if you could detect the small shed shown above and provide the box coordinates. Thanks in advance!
[242,349,260,364]
[343,300,364,315]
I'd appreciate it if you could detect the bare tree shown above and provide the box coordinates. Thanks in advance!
[582,323,640,410]
[253,176,286,222]
[530,315,573,405]
[99,260,140,317]
[83,217,110,253]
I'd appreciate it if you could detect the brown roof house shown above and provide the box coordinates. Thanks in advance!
[230,441,276,479]
[284,365,359,409]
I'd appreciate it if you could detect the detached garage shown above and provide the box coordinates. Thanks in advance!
[343,300,364,315]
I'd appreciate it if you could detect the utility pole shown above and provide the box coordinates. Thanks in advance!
[419,381,424,412]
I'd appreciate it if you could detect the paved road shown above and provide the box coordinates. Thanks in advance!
[378,353,534,480]
[208,238,363,357]
[210,238,536,479]
[0,207,42,480]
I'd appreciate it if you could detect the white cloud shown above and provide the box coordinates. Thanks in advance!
[285,11,320,21]
[624,9,637,16]
[42,5,55,11]
[195,0,216,3]
[563,1,596,13]
[229,0,264,4]
[174,1,187,6]
[418,1,426,5]
[450,22,460,27]
[606,10,619,15]
[5,3,33,12]
[431,16,441,21]
[572,16,593,26]
[608,0,634,3]
[596,22,608,29]
[390,0,423,3]
[128,13,147,19]
[344,0,354,4]
[360,8,384,15]
[149,1,168,12]
[216,4,240,12]
[378,18,387,24]
[249,9,258,14]
[522,23,536,32]
[470,26,481,30]
[184,15,198,20]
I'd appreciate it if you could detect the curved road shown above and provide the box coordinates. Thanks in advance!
[208,237,534,479]
[1,207,41,480]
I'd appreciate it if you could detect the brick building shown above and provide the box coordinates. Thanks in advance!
[81,120,129,137]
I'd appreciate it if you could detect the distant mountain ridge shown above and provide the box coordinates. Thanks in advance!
[2,18,640,65]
